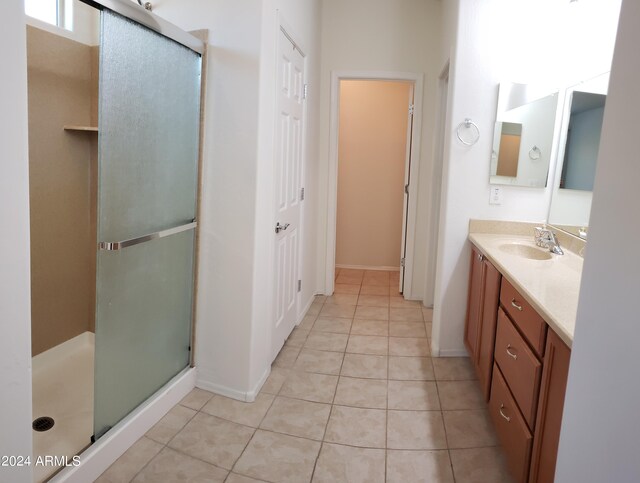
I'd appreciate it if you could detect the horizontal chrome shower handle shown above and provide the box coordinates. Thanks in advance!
[99,221,197,251]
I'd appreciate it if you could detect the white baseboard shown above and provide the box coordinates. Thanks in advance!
[50,367,196,483]
[297,296,315,325]
[335,264,400,272]
[435,348,470,357]
[32,331,94,371]
[196,364,269,404]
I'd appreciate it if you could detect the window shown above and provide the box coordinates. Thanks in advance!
[25,0,72,30]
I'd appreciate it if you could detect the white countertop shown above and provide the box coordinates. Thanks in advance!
[468,233,583,348]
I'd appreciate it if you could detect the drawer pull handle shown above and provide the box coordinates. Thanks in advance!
[499,404,511,422]
[506,344,518,360]
[511,299,523,311]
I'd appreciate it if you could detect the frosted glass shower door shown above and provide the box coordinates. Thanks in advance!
[94,9,201,440]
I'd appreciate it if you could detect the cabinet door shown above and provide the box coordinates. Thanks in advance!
[464,246,485,362]
[477,260,501,400]
[529,330,571,483]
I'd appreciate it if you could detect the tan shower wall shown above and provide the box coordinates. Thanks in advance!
[27,26,97,356]
[336,80,410,268]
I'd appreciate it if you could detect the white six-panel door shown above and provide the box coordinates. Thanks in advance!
[272,29,305,360]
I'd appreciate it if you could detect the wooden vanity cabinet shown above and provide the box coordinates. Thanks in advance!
[529,329,572,483]
[466,241,572,483]
[464,246,502,399]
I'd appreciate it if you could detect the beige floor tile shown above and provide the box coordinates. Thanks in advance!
[96,437,163,483]
[294,349,344,375]
[315,295,327,302]
[363,272,389,282]
[167,413,254,470]
[336,274,364,285]
[356,295,390,307]
[432,357,476,381]
[306,302,323,316]
[273,346,301,368]
[449,447,514,483]
[354,306,389,320]
[259,396,331,440]
[346,335,389,355]
[389,297,422,308]
[350,319,388,336]
[312,317,352,334]
[334,376,387,409]
[319,304,356,319]
[425,322,432,338]
[304,332,349,352]
[234,430,320,483]
[339,268,365,277]
[298,315,317,331]
[389,337,430,356]
[334,283,361,294]
[388,356,435,380]
[261,368,290,395]
[146,405,197,444]
[324,405,386,448]
[340,353,388,379]
[312,443,386,483]
[179,388,215,411]
[387,410,447,450]
[443,409,498,449]
[226,474,268,483]
[389,286,403,297]
[386,450,454,483]
[389,321,427,338]
[284,328,310,348]
[422,307,434,322]
[390,307,424,322]
[132,447,228,483]
[201,393,274,428]
[359,285,389,296]
[388,381,440,410]
[279,371,338,403]
[325,294,359,305]
[437,381,486,410]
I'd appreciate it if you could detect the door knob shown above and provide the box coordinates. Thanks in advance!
[275,222,290,234]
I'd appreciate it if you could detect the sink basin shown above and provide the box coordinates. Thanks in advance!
[499,243,553,260]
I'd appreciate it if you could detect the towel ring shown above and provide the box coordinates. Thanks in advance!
[529,145,541,160]
[456,118,480,146]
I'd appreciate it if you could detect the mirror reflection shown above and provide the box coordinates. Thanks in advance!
[559,92,606,191]
[490,84,559,188]
[548,73,609,239]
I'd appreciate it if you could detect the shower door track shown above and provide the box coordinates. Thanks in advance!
[80,0,204,54]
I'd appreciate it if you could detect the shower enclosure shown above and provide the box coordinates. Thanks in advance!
[28,0,203,479]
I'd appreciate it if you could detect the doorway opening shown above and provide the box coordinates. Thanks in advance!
[325,72,424,297]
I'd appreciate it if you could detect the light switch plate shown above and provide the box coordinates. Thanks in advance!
[489,186,503,205]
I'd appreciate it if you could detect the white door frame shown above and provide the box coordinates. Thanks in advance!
[324,70,424,296]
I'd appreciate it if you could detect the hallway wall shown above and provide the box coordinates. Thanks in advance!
[317,0,443,303]
[336,80,410,269]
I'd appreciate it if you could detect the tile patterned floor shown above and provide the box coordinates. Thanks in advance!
[96,269,514,483]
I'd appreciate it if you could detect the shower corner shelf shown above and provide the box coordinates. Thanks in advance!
[64,125,99,132]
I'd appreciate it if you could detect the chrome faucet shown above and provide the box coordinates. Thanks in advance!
[534,227,564,255]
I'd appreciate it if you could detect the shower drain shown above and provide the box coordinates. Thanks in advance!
[32,416,55,432]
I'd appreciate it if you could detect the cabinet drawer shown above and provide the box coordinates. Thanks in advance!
[500,278,547,356]
[495,308,542,429]
[489,364,533,483]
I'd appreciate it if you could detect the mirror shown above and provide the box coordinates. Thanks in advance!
[548,73,609,239]
[490,83,559,188]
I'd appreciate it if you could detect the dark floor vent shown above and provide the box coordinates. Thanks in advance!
[32,416,55,432]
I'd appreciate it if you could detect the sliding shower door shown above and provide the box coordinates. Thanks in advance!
[93,9,201,440]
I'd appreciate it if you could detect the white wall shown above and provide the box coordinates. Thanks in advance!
[556,1,639,480]
[432,0,621,356]
[153,0,321,398]
[152,0,263,397]
[317,0,443,304]
[0,2,34,482]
